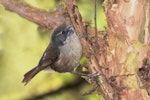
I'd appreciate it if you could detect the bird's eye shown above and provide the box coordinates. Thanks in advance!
[62,31,65,34]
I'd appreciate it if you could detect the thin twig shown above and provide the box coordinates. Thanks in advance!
[94,0,98,43]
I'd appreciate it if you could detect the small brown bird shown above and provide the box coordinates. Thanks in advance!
[22,24,82,85]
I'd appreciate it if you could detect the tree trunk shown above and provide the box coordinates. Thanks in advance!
[103,0,150,99]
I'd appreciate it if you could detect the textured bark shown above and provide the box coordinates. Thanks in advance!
[64,0,117,99]
[103,0,150,99]
[0,0,67,29]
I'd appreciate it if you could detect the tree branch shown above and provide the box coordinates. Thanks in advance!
[0,0,67,29]
[63,0,118,99]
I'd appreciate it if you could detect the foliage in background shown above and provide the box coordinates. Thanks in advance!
[0,0,106,100]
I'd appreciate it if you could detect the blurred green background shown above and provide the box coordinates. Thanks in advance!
[0,0,107,100]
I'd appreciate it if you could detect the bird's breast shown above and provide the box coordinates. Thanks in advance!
[53,34,82,72]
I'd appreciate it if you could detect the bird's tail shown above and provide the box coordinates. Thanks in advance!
[22,66,40,86]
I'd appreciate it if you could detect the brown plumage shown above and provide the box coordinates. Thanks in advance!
[22,44,60,85]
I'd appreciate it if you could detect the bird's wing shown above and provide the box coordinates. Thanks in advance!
[38,44,60,68]
[22,44,60,85]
